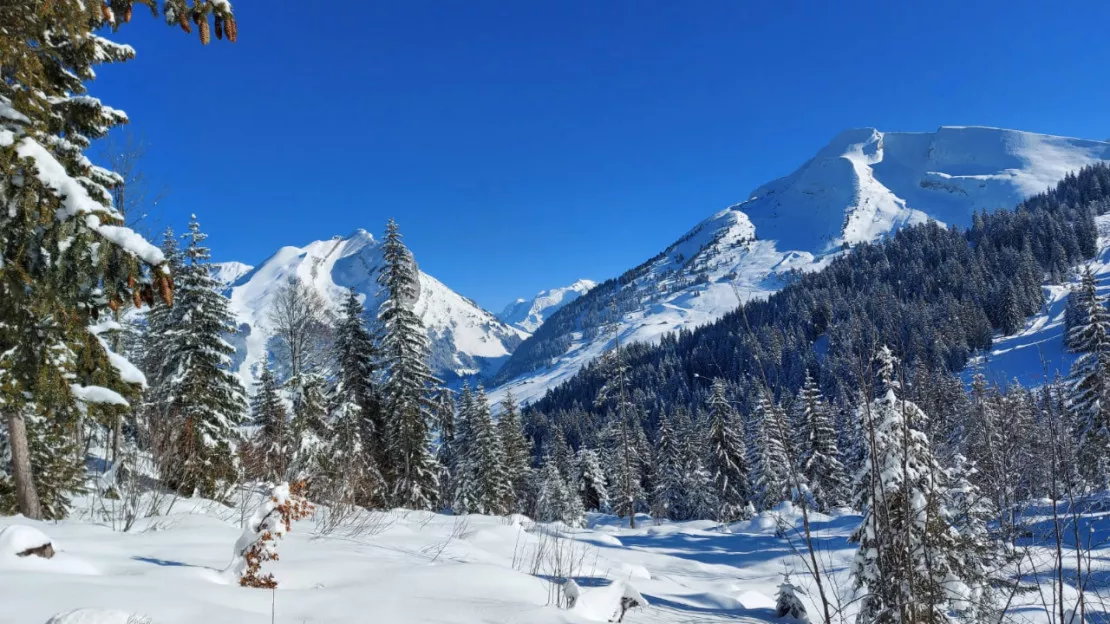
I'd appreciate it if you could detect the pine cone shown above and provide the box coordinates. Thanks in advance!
[158,275,174,306]
[128,274,136,289]
[123,5,132,22]
[225,16,237,43]
[199,18,210,45]
[214,17,223,40]
[101,3,112,23]
[178,11,191,33]
[132,288,142,309]
[108,299,120,313]
[141,284,155,307]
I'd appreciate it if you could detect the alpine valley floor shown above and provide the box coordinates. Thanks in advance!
[1,492,1107,624]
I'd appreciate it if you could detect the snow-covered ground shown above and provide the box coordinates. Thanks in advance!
[493,127,1110,406]
[969,214,1110,387]
[5,494,1108,623]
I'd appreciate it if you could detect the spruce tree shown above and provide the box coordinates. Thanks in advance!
[0,0,232,518]
[449,383,475,513]
[595,331,643,527]
[749,390,792,510]
[376,219,439,510]
[498,391,533,513]
[333,289,382,464]
[575,448,609,512]
[1066,266,1110,484]
[289,370,330,488]
[325,289,384,506]
[535,455,584,527]
[705,378,752,523]
[432,386,457,506]
[465,387,513,515]
[796,372,848,511]
[152,216,247,497]
[651,412,682,520]
[247,365,289,483]
[850,347,996,624]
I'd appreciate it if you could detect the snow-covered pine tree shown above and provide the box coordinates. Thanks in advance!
[535,455,584,527]
[449,383,476,513]
[246,365,290,484]
[705,378,752,524]
[575,448,609,513]
[850,347,996,624]
[289,370,330,490]
[677,409,715,521]
[432,386,457,506]
[465,387,513,515]
[595,329,644,527]
[1065,266,1110,485]
[651,412,681,520]
[498,391,533,513]
[551,426,576,482]
[775,573,809,622]
[749,390,792,511]
[152,216,247,497]
[796,372,848,511]
[0,0,230,518]
[323,289,384,507]
[376,219,440,510]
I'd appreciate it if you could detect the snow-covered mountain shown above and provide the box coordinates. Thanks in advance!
[209,261,253,287]
[498,279,598,333]
[492,126,1110,406]
[226,230,527,390]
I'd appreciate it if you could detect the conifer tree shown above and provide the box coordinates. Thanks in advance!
[796,372,848,511]
[850,347,996,624]
[706,378,752,523]
[247,366,290,483]
[152,216,247,497]
[449,383,476,513]
[432,386,457,506]
[289,370,330,488]
[749,390,792,510]
[0,0,231,517]
[325,289,384,506]
[551,426,576,482]
[595,330,643,527]
[575,448,609,512]
[651,412,682,519]
[535,455,584,527]
[332,289,382,462]
[465,387,513,515]
[376,219,439,509]
[1066,266,1110,484]
[498,391,533,513]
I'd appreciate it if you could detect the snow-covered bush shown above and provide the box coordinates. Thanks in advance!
[227,482,313,588]
[0,524,54,558]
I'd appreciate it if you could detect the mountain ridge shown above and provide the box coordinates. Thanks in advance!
[489,126,1110,406]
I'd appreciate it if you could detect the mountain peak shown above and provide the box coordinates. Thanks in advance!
[499,279,599,333]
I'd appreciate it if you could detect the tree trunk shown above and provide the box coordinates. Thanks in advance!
[6,409,42,520]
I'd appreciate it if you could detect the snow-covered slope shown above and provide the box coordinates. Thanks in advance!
[968,213,1110,386]
[499,279,598,333]
[209,261,253,287]
[227,230,527,389]
[493,126,1110,406]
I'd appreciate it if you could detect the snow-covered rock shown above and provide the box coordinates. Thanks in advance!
[226,229,528,388]
[493,126,1110,405]
[499,279,597,333]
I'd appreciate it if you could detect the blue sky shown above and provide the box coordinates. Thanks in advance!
[94,0,1110,312]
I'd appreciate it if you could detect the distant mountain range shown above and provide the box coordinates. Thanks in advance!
[213,126,1110,401]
